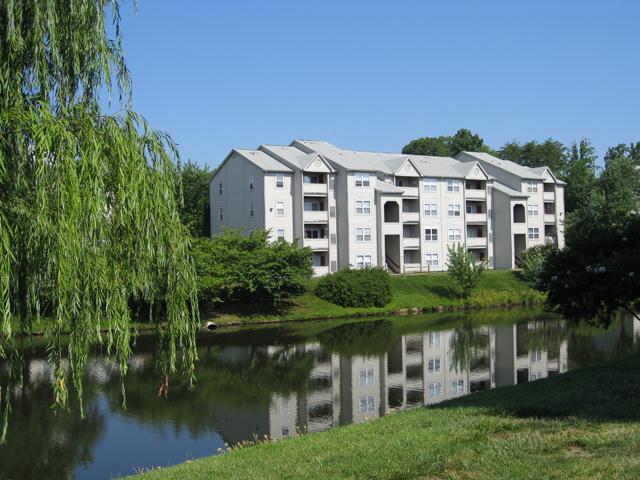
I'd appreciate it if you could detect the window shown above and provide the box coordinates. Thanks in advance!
[527,204,539,216]
[423,178,437,192]
[359,395,376,413]
[429,332,441,347]
[447,204,461,217]
[528,227,540,239]
[424,203,437,216]
[218,208,223,221]
[448,228,462,241]
[356,227,372,242]
[530,350,542,362]
[427,357,441,373]
[305,227,326,239]
[276,229,285,241]
[526,180,538,193]
[248,175,255,190]
[355,172,370,187]
[312,253,327,267]
[330,233,337,244]
[304,199,325,211]
[451,379,464,396]
[359,369,375,385]
[330,260,337,272]
[355,200,371,215]
[356,255,372,269]
[447,179,461,192]
[303,174,324,184]
[275,201,285,216]
[424,228,438,241]
[428,382,442,398]
[330,206,336,218]
[276,173,284,188]
[329,177,335,190]
[249,203,254,217]
[425,253,439,267]
[218,182,223,195]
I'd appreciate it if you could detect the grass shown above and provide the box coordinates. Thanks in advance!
[210,270,545,325]
[128,353,640,480]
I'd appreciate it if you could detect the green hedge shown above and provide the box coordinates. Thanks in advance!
[314,268,392,308]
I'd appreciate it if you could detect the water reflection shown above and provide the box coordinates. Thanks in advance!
[0,310,638,479]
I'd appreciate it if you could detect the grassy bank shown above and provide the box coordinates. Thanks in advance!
[129,353,640,480]
[210,270,545,325]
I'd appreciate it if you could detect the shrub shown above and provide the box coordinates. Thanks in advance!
[314,268,392,308]
[521,244,555,284]
[192,229,313,309]
[446,244,485,298]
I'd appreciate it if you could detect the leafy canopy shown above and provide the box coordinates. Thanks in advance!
[402,129,494,157]
[0,0,199,440]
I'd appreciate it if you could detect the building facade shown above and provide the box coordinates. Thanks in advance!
[210,140,565,275]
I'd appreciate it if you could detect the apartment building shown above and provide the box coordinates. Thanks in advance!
[210,140,565,275]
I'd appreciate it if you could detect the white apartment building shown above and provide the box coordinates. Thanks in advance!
[210,140,565,275]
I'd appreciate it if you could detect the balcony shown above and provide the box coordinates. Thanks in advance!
[544,191,555,201]
[465,189,486,200]
[305,238,329,250]
[400,186,419,197]
[466,237,487,248]
[402,212,420,223]
[303,182,328,195]
[312,266,329,276]
[303,210,328,222]
[466,213,487,224]
[402,237,420,249]
[544,214,556,224]
[396,177,419,197]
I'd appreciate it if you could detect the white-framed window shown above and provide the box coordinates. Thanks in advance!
[424,203,438,216]
[355,172,370,187]
[275,173,284,188]
[427,357,441,373]
[448,228,462,241]
[530,350,542,362]
[355,200,371,215]
[526,180,538,193]
[356,255,372,269]
[359,395,375,413]
[425,253,439,266]
[359,369,375,385]
[356,227,372,242]
[218,182,223,196]
[275,201,285,216]
[447,204,461,217]
[428,382,442,398]
[447,179,461,192]
[249,203,254,217]
[248,175,255,190]
[429,332,441,347]
[527,204,539,216]
[424,228,438,241]
[451,379,464,396]
[528,227,540,239]
[422,178,437,192]
[276,228,285,241]
[218,208,223,221]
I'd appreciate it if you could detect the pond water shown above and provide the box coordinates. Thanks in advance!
[0,308,638,479]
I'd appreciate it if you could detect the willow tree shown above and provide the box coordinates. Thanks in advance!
[0,1,199,440]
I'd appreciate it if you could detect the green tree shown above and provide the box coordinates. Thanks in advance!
[446,244,484,298]
[177,161,213,237]
[402,129,494,157]
[563,138,598,212]
[604,143,640,165]
[598,156,640,220]
[0,0,198,439]
[499,138,567,173]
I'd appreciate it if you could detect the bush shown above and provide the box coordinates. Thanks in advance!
[446,244,485,298]
[314,268,392,308]
[192,229,313,309]
[521,244,555,284]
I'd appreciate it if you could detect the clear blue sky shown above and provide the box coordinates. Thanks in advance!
[115,0,640,169]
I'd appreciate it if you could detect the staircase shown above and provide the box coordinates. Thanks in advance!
[385,255,401,273]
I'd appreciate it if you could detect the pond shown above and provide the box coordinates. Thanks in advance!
[0,308,638,479]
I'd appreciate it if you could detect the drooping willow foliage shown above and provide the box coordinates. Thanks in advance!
[0,1,199,441]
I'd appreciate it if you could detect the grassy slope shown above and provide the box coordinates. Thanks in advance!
[212,270,544,325]
[129,353,640,480]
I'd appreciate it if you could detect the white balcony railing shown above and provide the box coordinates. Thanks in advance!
[303,183,328,195]
[544,214,555,224]
[303,210,328,222]
[305,238,329,250]
[543,191,555,201]
[466,237,487,248]
[400,186,419,197]
[402,237,420,249]
[312,266,330,276]
[465,189,486,200]
[402,211,420,223]
[466,213,487,223]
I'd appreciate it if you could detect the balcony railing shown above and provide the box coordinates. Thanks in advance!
[544,214,555,224]
[303,183,328,195]
[465,189,486,200]
[466,237,487,248]
[399,186,419,197]
[543,191,555,201]
[303,210,328,222]
[402,211,420,223]
[466,213,487,223]
[312,265,329,276]
[402,237,420,249]
[305,238,329,250]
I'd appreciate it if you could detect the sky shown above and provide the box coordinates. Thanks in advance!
[113,0,640,169]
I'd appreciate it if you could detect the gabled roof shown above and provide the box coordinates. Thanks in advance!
[459,151,544,180]
[530,166,567,185]
[210,148,291,183]
[260,145,336,172]
[374,179,405,195]
[493,182,529,198]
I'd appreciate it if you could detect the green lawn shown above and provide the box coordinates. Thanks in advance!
[128,353,640,480]
[211,270,545,325]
